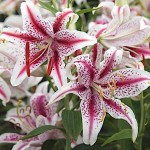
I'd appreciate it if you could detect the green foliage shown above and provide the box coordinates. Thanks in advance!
[62,109,82,140]
[102,129,132,146]
[20,125,64,140]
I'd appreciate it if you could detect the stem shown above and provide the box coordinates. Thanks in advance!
[64,95,70,110]
[47,77,57,92]
[137,93,144,150]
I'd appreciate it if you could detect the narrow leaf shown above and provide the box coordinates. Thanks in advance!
[38,0,58,15]
[20,125,64,140]
[62,110,82,140]
[102,129,132,146]
[76,7,101,15]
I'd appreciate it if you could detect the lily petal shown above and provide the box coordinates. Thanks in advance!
[51,51,67,88]
[127,46,150,60]
[101,68,150,98]
[104,98,138,142]
[2,28,37,48]
[0,133,22,143]
[21,1,53,39]
[30,93,52,122]
[81,91,106,145]
[11,48,48,86]
[0,77,11,106]
[98,47,123,79]
[66,54,95,87]
[48,82,88,105]
[52,29,97,56]
[53,8,78,33]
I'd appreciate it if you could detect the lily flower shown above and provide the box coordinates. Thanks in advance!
[0,82,63,150]
[89,2,150,48]
[48,47,150,145]
[1,0,97,87]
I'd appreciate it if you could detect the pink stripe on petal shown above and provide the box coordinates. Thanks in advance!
[104,98,138,142]
[21,1,54,39]
[51,51,67,88]
[99,48,123,79]
[48,82,88,105]
[101,68,150,98]
[31,94,51,122]
[0,133,22,143]
[11,49,48,86]
[53,9,75,33]
[53,30,97,56]
[81,92,105,145]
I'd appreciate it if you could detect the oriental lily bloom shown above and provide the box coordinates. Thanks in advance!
[1,0,97,87]
[89,2,150,48]
[48,47,150,145]
[0,86,63,150]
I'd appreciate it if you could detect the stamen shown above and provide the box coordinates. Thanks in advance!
[142,54,147,67]
[26,106,32,115]
[19,108,24,114]
[16,100,24,123]
[47,57,53,76]
[25,42,30,77]
[107,80,117,97]
[99,86,103,99]
[116,73,124,81]
[100,107,106,122]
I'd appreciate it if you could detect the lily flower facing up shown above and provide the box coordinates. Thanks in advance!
[1,0,97,87]
[48,47,150,145]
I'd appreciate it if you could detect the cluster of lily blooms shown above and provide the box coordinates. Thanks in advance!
[0,0,150,149]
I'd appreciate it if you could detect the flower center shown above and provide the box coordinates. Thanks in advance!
[25,39,53,77]
[92,73,125,99]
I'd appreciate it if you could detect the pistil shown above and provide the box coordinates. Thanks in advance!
[25,42,30,77]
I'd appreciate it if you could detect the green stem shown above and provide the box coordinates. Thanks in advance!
[64,95,70,110]
[47,77,57,92]
[137,93,144,150]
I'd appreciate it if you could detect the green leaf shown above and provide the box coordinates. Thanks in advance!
[62,110,82,140]
[76,7,100,15]
[20,125,64,140]
[41,140,56,150]
[38,0,58,15]
[102,129,132,146]
[73,143,116,150]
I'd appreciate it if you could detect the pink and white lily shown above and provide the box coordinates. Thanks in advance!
[90,2,150,48]
[1,0,97,87]
[0,83,63,150]
[48,47,150,145]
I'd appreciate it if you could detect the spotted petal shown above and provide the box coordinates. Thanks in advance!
[52,29,97,56]
[1,28,38,49]
[48,82,88,105]
[100,68,150,98]
[53,8,78,33]
[97,47,123,80]
[51,51,67,88]
[21,1,53,39]
[11,48,48,86]
[80,91,106,145]
[102,19,150,47]
[0,133,22,143]
[66,54,95,87]
[104,98,138,142]
[30,93,52,122]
